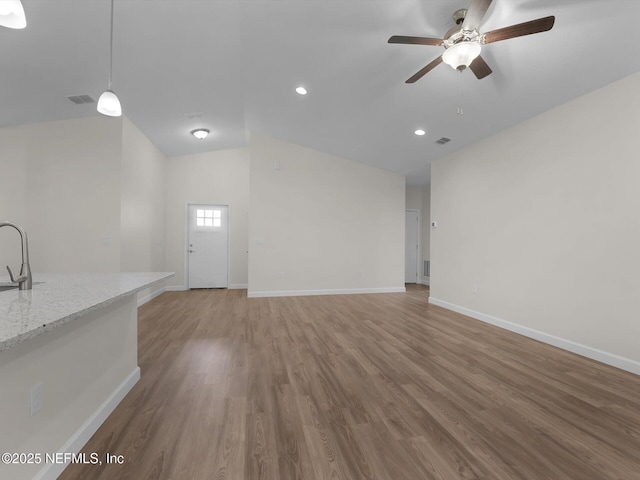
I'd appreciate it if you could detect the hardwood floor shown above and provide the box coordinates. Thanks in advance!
[60,285,640,480]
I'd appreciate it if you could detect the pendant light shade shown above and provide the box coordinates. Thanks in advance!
[0,0,26,29]
[98,0,122,117]
[97,90,122,117]
[442,41,482,70]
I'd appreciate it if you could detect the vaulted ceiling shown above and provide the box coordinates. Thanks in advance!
[1,0,639,185]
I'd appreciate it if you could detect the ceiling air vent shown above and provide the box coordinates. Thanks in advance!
[184,112,204,119]
[436,137,451,145]
[67,95,95,105]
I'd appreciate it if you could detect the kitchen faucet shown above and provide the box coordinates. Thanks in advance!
[0,221,32,290]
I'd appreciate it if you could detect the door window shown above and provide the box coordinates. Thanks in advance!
[196,209,221,228]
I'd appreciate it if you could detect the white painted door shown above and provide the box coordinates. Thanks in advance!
[405,210,419,283]
[188,204,229,288]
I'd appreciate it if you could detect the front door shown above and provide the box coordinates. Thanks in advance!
[187,204,229,288]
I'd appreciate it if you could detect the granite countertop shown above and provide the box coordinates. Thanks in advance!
[0,272,174,352]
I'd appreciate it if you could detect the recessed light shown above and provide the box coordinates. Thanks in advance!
[295,86,307,95]
[191,128,209,140]
[414,129,426,136]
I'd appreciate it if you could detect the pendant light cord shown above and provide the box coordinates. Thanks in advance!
[108,0,114,89]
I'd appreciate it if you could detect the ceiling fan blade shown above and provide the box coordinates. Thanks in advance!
[462,0,494,31]
[469,55,492,79]
[406,56,443,83]
[483,16,555,44]
[388,35,443,46]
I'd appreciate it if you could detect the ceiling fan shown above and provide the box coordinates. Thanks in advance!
[388,0,555,83]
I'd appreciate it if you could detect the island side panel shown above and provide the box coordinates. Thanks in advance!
[0,294,139,480]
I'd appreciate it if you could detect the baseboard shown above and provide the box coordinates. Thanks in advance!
[428,297,640,376]
[247,286,406,298]
[166,285,246,291]
[165,285,187,292]
[34,367,141,480]
[418,278,430,286]
[137,286,166,307]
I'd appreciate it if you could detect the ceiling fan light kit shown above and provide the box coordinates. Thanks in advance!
[0,0,26,29]
[442,41,481,70]
[388,0,555,83]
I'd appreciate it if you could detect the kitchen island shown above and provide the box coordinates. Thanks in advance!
[0,272,173,480]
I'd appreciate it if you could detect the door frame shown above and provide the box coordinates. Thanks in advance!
[405,209,421,284]
[184,202,231,290]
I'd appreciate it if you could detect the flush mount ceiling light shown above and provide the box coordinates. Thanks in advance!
[191,129,209,140]
[442,41,481,70]
[295,86,307,95]
[0,0,26,29]
[97,0,122,117]
[414,129,426,136]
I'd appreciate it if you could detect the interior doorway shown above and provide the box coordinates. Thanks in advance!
[405,209,420,284]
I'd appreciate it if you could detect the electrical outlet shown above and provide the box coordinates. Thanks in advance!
[30,383,43,417]
[472,284,478,294]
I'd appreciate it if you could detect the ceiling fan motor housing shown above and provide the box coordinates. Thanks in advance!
[444,27,480,47]
[444,9,480,45]
[453,9,467,25]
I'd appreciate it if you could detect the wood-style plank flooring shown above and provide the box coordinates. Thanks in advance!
[60,285,640,480]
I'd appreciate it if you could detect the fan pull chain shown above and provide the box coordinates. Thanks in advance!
[457,69,464,115]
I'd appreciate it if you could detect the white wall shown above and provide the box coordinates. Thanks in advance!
[0,126,28,268]
[164,148,250,289]
[405,185,422,210]
[27,117,123,272]
[431,71,640,371]
[120,117,166,273]
[248,133,405,297]
[0,116,169,296]
[2,117,410,300]
[120,117,167,300]
[1,117,123,273]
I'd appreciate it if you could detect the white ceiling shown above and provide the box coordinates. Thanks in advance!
[2,0,639,185]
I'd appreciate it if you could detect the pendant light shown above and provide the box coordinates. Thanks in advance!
[0,0,26,29]
[97,0,122,117]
